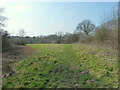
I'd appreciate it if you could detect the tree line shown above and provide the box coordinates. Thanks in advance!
[0,7,118,52]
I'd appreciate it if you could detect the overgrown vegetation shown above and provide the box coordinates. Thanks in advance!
[3,44,118,88]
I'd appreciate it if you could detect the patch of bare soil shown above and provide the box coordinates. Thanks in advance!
[2,45,35,78]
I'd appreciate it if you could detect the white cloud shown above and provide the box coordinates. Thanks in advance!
[12,4,32,13]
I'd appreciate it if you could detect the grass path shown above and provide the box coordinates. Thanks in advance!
[3,44,118,88]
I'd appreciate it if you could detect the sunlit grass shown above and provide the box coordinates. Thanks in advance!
[3,44,118,88]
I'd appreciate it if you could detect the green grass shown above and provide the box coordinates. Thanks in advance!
[3,44,118,88]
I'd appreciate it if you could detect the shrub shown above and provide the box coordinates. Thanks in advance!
[2,31,12,52]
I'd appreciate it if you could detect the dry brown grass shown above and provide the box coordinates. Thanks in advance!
[2,45,35,77]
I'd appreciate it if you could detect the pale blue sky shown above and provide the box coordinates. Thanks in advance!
[0,1,118,36]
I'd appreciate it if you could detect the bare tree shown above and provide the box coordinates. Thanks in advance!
[76,20,95,36]
[0,8,8,32]
[19,29,26,38]
[55,31,64,37]
[19,29,26,45]
[0,8,11,51]
[100,7,118,31]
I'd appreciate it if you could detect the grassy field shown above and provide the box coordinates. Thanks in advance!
[3,44,118,88]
